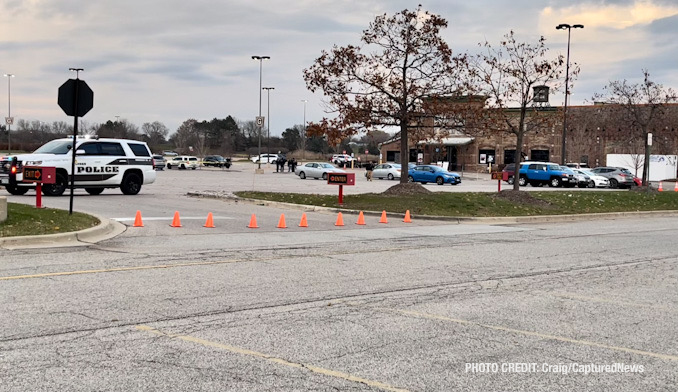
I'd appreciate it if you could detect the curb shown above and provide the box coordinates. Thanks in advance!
[0,214,127,250]
[188,191,678,224]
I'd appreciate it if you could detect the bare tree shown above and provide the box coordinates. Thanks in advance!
[593,69,677,185]
[142,121,169,150]
[304,6,470,183]
[470,31,568,190]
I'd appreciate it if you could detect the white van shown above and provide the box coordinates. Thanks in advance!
[166,155,199,170]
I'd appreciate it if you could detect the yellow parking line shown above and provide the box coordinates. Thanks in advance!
[136,325,410,392]
[365,306,678,362]
[0,259,239,281]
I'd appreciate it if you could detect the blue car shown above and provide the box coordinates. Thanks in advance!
[408,165,462,185]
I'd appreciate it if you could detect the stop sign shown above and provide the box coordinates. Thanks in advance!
[58,79,94,117]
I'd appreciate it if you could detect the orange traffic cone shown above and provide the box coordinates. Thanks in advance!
[658,181,664,191]
[356,211,366,225]
[403,210,412,223]
[204,212,215,228]
[379,210,388,224]
[335,212,345,226]
[248,214,259,228]
[170,211,182,227]
[277,213,287,229]
[299,213,309,227]
[674,181,678,192]
[133,210,144,227]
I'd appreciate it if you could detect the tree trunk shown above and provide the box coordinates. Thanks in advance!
[399,123,409,184]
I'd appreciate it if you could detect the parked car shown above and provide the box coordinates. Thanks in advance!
[162,150,178,157]
[251,153,281,163]
[203,155,232,168]
[518,162,577,187]
[152,155,166,170]
[589,167,636,188]
[166,155,199,170]
[573,168,610,188]
[408,165,461,185]
[372,163,402,180]
[294,162,345,180]
[561,166,587,188]
[502,161,549,185]
[331,154,355,165]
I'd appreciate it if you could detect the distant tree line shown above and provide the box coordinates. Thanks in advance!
[0,115,391,157]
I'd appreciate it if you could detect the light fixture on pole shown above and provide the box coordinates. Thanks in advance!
[556,23,583,165]
[263,87,274,159]
[3,74,14,152]
[252,55,270,170]
[301,99,307,160]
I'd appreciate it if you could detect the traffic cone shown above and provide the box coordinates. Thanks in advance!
[133,210,144,227]
[674,181,678,192]
[299,213,308,227]
[277,213,287,229]
[204,212,215,228]
[403,210,412,223]
[379,210,388,224]
[335,212,345,226]
[356,211,366,225]
[658,181,664,191]
[170,211,182,227]
[248,214,259,228]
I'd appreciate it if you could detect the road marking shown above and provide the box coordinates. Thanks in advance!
[361,306,678,362]
[546,291,677,313]
[136,325,410,392]
[0,259,242,281]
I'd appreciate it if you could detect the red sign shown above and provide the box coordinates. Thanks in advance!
[491,172,508,181]
[22,166,57,184]
[327,172,355,185]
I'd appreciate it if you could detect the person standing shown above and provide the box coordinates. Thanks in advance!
[365,161,374,181]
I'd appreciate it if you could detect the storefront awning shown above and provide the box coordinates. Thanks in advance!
[417,137,474,146]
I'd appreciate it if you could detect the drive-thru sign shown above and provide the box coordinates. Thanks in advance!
[327,172,355,205]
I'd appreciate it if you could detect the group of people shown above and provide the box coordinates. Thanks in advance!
[275,156,297,173]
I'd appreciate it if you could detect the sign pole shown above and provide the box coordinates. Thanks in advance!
[36,183,43,208]
[68,68,83,215]
[338,184,343,205]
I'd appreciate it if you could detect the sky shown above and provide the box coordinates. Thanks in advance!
[1,0,677,137]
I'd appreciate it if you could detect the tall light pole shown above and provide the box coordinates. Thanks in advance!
[556,23,583,165]
[263,87,274,159]
[252,55,270,170]
[3,74,14,152]
[301,99,307,160]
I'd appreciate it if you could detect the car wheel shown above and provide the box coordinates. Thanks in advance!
[191,167,196,170]
[299,172,306,179]
[436,176,444,185]
[588,180,595,188]
[5,184,29,195]
[166,164,172,169]
[85,188,104,195]
[120,173,142,195]
[507,176,514,185]
[180,164,186,170]
[549,177,561,187]
[408,175,414,183]
[322,173,328,180]
[518,176,527,186]
[609,179,619,188]
[387,173,394,180]
[42,172,67,196]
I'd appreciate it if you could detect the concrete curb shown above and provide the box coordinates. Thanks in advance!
[0,213,126,250]
[188,191,678,224]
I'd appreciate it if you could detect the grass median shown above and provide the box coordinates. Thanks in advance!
[235,188,678,217]
[0,203,100,238]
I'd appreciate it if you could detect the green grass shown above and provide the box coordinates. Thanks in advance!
[0,203,100,238]
[235,190,678,217]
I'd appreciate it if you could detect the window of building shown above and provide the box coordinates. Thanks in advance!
[478,149,495,164]
[530,149,549,162]
[504,149,515,164]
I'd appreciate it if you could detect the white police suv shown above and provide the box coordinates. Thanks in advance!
[0,136,156,196]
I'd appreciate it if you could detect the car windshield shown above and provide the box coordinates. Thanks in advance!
[392,164,402,169]
[580,170,595,176]
[34,140,73,154]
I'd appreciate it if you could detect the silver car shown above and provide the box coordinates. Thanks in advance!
[295,162,346,180]
[372,163,402,180]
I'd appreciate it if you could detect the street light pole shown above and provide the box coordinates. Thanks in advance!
[301,99,307,160]
[3,74,14,152]
[263,87,274,159]
[252,55,270,170]
[556,23,583,165]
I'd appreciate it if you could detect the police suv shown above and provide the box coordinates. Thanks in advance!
[0,136,156,196]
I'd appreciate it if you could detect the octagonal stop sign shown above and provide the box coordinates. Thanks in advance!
[58,79,94,117]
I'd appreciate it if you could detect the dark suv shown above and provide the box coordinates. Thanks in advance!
[203,155,232,168]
